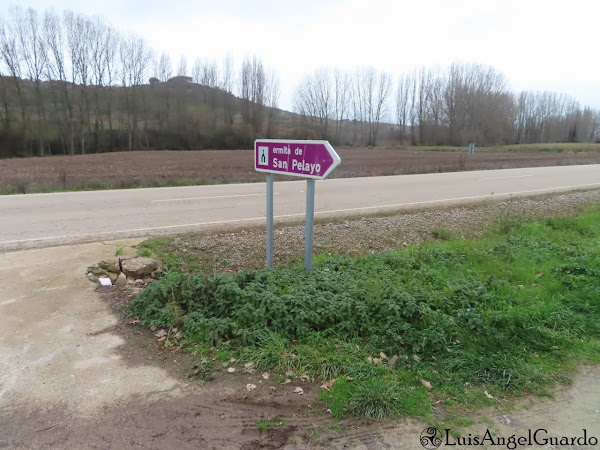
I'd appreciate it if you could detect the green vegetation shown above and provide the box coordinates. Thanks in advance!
[138,248,152,258]
[115,247,124,256]
[256,415,287,432]
[131,206,600,420]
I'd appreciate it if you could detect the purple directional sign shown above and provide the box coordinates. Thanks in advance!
[254,139,341,180]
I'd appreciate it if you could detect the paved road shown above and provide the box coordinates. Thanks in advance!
[1,164,599,251]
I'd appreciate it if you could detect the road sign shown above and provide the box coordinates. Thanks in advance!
[254,139,340,180]
[255,139,341,271]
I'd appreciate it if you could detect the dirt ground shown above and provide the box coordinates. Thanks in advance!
[2,148,600,191]
[1,191,599,449]
[150,189,600,273]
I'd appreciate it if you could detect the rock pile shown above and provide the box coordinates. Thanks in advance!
[87,253,160,288]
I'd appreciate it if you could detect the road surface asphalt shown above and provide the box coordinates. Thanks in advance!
[1,164,599,252]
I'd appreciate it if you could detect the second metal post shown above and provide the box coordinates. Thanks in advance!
[304,179,315,271]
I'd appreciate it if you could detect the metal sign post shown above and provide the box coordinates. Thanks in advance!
[266,173,274,269]
[254,139,340,271]
[304,179,315,271]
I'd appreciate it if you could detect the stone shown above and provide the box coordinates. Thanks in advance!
[98,257,120,274]
[121,257,158,279]
[117,246,139,262]
[134,279,145,287]
[115,272,127,287]
[107,272,118,283]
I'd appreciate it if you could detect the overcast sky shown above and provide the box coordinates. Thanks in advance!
[2,0,599,111]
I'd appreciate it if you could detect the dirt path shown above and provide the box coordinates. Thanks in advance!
[0,221,599,448]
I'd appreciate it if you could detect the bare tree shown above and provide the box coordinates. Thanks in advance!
[220,53,234,124]
[396,71,416,143]
[353,67,391,146]
[13,6,49,155]
[264,69,280,137]
[293,68,332,139]
[119,33,152,150]
[239,55,266,133]
[220,53,234,93]
[155,52,172,82]
[0,15,27,140]
[332,68,350,144]
[176,54,187,76]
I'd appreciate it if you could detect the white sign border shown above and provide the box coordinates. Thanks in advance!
[254,139,341,180]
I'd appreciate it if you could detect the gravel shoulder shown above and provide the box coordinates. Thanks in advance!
[148,188,600,273]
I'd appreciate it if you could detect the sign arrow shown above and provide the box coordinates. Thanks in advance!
[254,139,341,180]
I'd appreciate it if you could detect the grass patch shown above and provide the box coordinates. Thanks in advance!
[0,178,244,196]
[131,205,600,421]
[138,248,152,257]
[256,415,287,432]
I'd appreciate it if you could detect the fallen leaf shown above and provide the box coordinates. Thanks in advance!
[300,373,311,382]
[379,352,388,360]
[244,362,255,369]
[536,272,544,278]
[270,386,277,391]
[484,391,494,399]
[285,370,294,376]
[283,379,291,384]
[320,379,336,391]
[421,379,433,389]
[127,318,141,325]
[174,332,182,340]
[155,329,167,338]
[157,336,166,342]
[373,358,381,365]
[246,383,257,392]
[293,387,304,395]
[412,354,421,362]
[227,367,236,373]
[367,356,373,363]
[387,355,399,368]
[262,372,270,380]
[230,357,236,363]
[172,327,178,333]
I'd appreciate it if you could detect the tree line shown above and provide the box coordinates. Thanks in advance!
[0,6,280,156]
[294,64,600,147]
[1,5,599,158]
